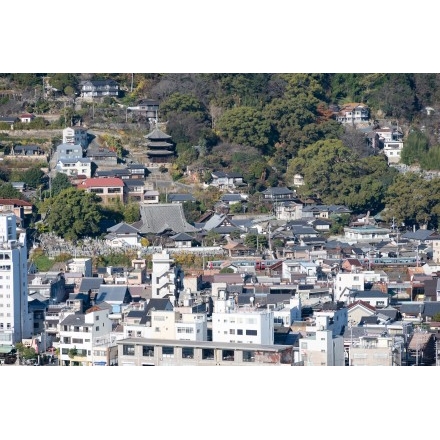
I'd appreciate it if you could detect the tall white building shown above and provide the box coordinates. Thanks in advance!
[0,213,31,346]
[62,126,89,149]
[151,250,183,301]
[58,305,114,366]
[212,291,274,345]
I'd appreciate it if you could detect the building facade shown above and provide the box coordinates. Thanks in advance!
[0,214,31,347]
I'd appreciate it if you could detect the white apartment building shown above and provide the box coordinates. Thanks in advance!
[333,272,366,303]
[55,158,92,178]
[282,260,318,282]
[298,315,345,366]
[58,305,113,366]
[383,140,404,164]
[151,250,183,300]
[0,213,32,346]
[66,257,93,277]
[62,126,89,149]
[212,292,274,345]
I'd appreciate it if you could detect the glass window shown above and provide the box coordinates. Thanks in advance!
[123,344,135,356]
[142,345,154,357]
[182,347,194,359]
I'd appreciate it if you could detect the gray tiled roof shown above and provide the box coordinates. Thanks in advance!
[59,313,88,326]
[144,127,172,140]
[107,222,140,234]
[78,277,105,292]
[145,298,173,313]
[168,194,196,202]
[96,285,131,303]
[138,204,197,234]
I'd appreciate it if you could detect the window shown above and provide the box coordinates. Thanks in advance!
[229,329,235,335]
[182,347,194,359]
[237,329,243,335]
[72,338,83,344]
[142,345,154,357]
[177,327,194,334]
[246,329,257,336]
[243,350,255,362]
[162,347,174,358]
[123,344,135,356]
[202,348,214,360]
[222,349,234,361]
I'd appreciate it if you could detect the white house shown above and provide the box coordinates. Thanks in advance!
[58,305,113,366]
[55,157,92,178]
[62,126,89,149]
[211,291,274,345]
[298,315,345,366]
[383,140,404,164]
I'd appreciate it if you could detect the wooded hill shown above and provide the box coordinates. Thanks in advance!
[2,73,440,230]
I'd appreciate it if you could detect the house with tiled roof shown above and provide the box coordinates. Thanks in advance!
[0,198,33,218]
[262,187,296,202]
[137,203,197,235]
[210,171,245,189]
[19,113,35,123]
[95,284,132,314]
[169,232,194,248]
[347,300,376,325]
[104,221,141,247]
[335,103,369,124]
[63,126,89,148]
[78,177,125,205]
[85,145,118,165]
[10,144,45,157]
[167,193,196,203]
[56,142,83,160]
[143,190,159,204]
[55,157,92,178]
[80,79,119,99]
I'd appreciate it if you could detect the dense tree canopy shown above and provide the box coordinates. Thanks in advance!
[42,188,102,240]
[383,173,440,229]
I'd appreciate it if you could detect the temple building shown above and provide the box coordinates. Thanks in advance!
[144,127,175,164]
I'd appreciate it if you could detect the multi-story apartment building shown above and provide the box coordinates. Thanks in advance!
[211,291,274,345]
[298,315,345,366]
[151,250,183,301]
[0,213,31,347]
[80,79,119,99]
[58,305,113,366]
[55,158,92,178]
[62,126,89,149]
[56,143,83,160]
[116,338,294,366]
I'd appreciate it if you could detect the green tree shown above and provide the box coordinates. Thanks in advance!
[383,173,440,229]
[20,165,45,188]
[0,183,23,199]
[400,130,430,165]
[49,73,79,95]
[123,202,140,223]
[50,172,72,197]
[160,92,206,118]
[216,106,272,152]
[42,187,103,240]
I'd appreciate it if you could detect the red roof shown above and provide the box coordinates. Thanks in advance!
[347,300,376,312]
[80,177,124,188]
[20,113,34,118]
[0,198,33,206]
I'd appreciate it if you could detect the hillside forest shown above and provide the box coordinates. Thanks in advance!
[2,73,440,233]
